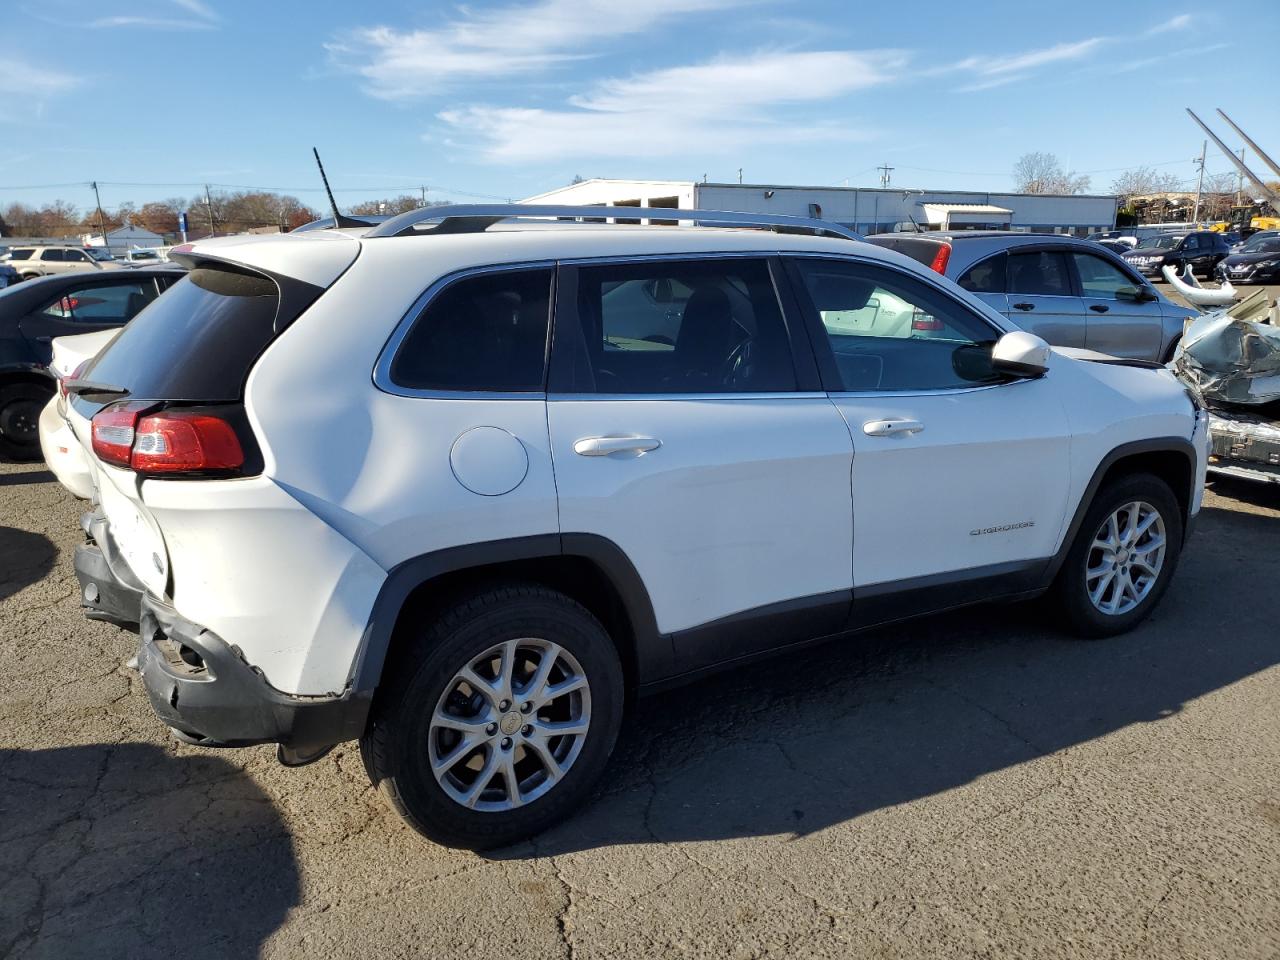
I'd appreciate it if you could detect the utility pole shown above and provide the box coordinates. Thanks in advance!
[878,163,894,188]
[1236,148,1246,206]
[90,181,107,246]
[1192,141,1206,224]
[737,167,743,184]
[420,185,427,207]
[204,184,216,237]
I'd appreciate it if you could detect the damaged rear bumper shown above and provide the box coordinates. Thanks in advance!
[136,596,371,753]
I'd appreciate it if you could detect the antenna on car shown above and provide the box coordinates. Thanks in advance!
[312,147,366,229]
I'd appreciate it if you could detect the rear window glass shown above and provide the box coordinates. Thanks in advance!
[389,268,552,392]
[80,266,279,403]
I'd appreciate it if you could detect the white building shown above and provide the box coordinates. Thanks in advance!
[523,179,1120,236]
[82,219,166,256]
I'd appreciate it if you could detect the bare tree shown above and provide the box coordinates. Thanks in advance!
[349,195,427,216]
[1111,166,1183,198]
[1012,152,1092,195]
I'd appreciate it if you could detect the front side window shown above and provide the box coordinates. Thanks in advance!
[389,268,552,392]
[41,282,157,322]
[569,258,796,394]
[1182,235,1202,251]
[1008,251,1072,296]
[1071,253,1142,300]
[64,249,90,263]
[791,258,1004,392]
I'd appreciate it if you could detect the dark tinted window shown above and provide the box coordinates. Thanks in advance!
[6,249,33,260]
[41,249,65,262]
[568,258,795,393]
[390,268,551,392]
[40,281,159,322]
[1182,235,1201,251]
[1008,251,1072,296]
[791,258,1003,392]
[957,255,1006,293]
[80,266,280,403]
[63,249,90,263]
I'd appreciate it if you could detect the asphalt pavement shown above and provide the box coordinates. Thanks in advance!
[2,458,1279,959]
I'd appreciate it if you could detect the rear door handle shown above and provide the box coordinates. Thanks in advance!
[863,419,924,437]
[573,436,662,457]
[1012,302,1035,311]
[1089,304,1110,313]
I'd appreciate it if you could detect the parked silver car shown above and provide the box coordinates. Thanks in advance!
[867,232,1195,362]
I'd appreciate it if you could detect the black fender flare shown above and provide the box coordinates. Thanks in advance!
[346,532,667,698]
[1043,435,1197,584]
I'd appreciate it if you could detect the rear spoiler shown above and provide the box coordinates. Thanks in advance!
[864,235,952,273]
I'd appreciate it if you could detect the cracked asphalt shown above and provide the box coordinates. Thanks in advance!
[2,459,1279,959]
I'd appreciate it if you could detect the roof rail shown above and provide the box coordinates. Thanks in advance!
[362,204,862,241]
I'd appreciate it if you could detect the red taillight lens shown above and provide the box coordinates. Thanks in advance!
[91,401,149,467]
[911,310,945,332]
[91,403,245,474]
[928,243,951,274]
[131,411,244,473]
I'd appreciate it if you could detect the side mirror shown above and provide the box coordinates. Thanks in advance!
[991,330,1050,378]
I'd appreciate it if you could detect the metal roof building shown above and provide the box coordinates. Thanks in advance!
[523,179,1120,236]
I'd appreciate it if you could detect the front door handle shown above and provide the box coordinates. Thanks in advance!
[1012,302,1035,311]
[1089,304,1110,313]
[573,436,662,457]
[863,419,924,438]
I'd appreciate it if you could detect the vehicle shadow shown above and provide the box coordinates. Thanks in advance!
[512,502,1280,856]
[1208,475,1280,511]
[0,743,298,959]
[0,526,56,604]
[0,468,55,487]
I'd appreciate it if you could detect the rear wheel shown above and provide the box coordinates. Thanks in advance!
[0,382,53,461]
[361,585,624,849]
[1053,473,1183,638]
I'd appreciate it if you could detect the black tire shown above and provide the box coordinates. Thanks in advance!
[1052,472,1183,638]
[0,382,53,462]
[360,584,624,849]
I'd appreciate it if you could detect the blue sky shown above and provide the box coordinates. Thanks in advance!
[2,0,1278,213]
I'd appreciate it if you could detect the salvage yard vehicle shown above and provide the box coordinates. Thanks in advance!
[63,206,1208,848]
[1215,233,1280,285]
[865,231,1192,362]
[0,267,183,459]
[1174,292,1280,485]
[3,245,124,280]
[1121,231,1231,280]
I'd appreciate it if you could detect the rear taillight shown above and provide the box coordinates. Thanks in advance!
[928,244,951,274]
[91,401,149,467]
[91,402,245,475]
[911,310,945,332]
[58,359,89,401]
[132,411,244,473]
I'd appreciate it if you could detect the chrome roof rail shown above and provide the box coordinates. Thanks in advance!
[362,204,862,241]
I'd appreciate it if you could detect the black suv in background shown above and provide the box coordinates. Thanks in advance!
[1121,231,1230,279]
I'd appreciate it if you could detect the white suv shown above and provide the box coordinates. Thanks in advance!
[62,206,1209,848]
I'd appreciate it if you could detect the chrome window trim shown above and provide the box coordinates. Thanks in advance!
[548,392,830,403]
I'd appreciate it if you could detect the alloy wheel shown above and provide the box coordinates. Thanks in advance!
[1085,500,1166,616]
[428,638,591,812]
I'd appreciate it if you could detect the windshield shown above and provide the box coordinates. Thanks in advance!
[1241,237,1280,255]
[1136,235,1182,250]
[86,248,116,261]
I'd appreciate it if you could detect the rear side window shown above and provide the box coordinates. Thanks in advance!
[41,249,65,262]
[1008,251,1072,296]
[7,249,34,260]
[567,258,796,394]
[81,266,280,402]
[40,282,159,322]
[957,255,1006,293]
[389,268,552,392]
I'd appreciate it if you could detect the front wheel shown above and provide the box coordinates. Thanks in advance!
[361,585,624,849]
[1052,473,1183,638]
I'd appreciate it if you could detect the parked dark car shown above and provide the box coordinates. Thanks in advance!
[1230,229,1278,253]
[0,266,183,459]
[864,231,1191,362]
[1097,239,1134,253]
[1121,231,1230,279]
[1215,233,1280,284]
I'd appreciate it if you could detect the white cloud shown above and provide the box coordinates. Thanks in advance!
[951,38,1106,77]
[0,57,80,123]
[327,0,742,99]
[1146,13,1192,35]
[88,15,217,29]
[438,50,903,162]
[172,0,218,18]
